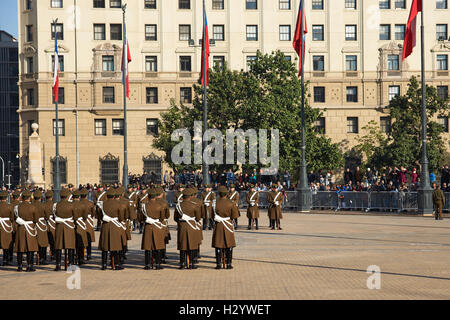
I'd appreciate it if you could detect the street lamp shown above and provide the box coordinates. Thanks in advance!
[0,156,4,188]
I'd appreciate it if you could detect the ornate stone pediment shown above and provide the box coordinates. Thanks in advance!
[143,153,162,161]
[100,153,119,161]
[92,43,121,52]
[431,43,450,53]
[379,41,403,53]
[22,44,37,56]
[44,44,69,54]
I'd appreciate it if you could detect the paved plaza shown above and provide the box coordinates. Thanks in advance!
[1,211,449,300]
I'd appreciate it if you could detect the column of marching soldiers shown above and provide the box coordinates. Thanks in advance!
[0,183,284,272]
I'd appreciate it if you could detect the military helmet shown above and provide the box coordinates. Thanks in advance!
[33,190,43,199]
[218,186,229,195]
[45,190,54,199]
[60,188,70,198]
[22,190,32,199]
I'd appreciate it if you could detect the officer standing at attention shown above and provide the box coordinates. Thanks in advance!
[267,185,283,230]
[43,191,56,260]
[0,191,14,266]
[79,188,96,260]
[201,184,215,230]
[227,184,240,229]
[212,186,239,269]
[54,188,76,271]
[246,184,259,230]
[72,190,88,266]
[432,183,445,220]
[32,190,49,265]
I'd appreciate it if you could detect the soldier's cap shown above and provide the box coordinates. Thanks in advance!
[80,188,89,196]
[12,190,21,198]
[218,186,229,194]
[0,191,8,199]
[204,184,212,188]
[117,186,125,195]
[106,188,116,197]
[72,190,81,198]
[156,187,164,195]
[230,184,236,189]
[60,188,70,198]
[68,184,74,188]
[33,190,42,199]
[182,188,195,197]
[22,190,32,198]
[149,188,160,198]
[179,184,186,189]
[45,191,54,198]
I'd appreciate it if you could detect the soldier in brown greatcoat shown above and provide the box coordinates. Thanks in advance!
[137,188,149,234]
[189,186,204,264]
[7,190,21,263]
[72,190,88,266]
[115,187,131,265]
[246,184,260,230]
[79,188,96,260]
[212,186,239,269]
[156,187,170,263]
[174,188,202,269]
[95,185,107,231]
[267,185,283,230]
[14,190,39,272]
[125,185,138,231]
[54,188,77,271]
[98,188,126,270]
[432,183,446,220]
[227,184,240,229]
[139,188,166,270]
[0,191,14,266]
[201,184,216,230]
[32,190,49,265]
[43,191,56,260]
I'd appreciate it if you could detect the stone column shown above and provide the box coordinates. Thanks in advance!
[27,123,45,188]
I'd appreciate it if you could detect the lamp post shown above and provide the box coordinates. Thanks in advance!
[52,18,61,202]
[0,156,4,188]
[122,3,129,189]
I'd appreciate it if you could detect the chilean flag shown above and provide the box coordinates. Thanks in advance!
[52,30,59,103]
[293,0,308,77]
[402,0,422,61]
[121,25,132,98]
[200,10,210,86]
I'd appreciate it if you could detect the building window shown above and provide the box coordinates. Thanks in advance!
[345,0,357,9]
[112,119,124,135]
[27,89,34,106]
[345,25,357,41]
[179,0,190,9]
[146,87,158,104]
[438,116,449,132]
[179,25,191,41]
[388,85,400,101]
[246,25,258,41]
[110,0,121,8]
[379,24,391,40]
[52,55,64,72]
[110,24,122,40]
[51,0,63,8]
[53,119,65,136]
[51,23,64,40]
[395,0,405,9]
[388,54,400,70]
[145,56,157,72]
[284,55,292,61]
[279,25,291,41]
[213,25,225,41]
[95,119,107,136]
[313,55,324,71]
[26,57,33,73]
[380,117,391,133]
[246,0,257,10]
[246,56,257,70]
[312,25,324,41]
[437,85,449,100]
[26,25,33,42]
[145,24,157,41]
[379,0,390,9]
[146,119,158,135]
[52,87,65,104]
[102,55,114,71]
[212,0,224,10]
[103,87,115,103]
[26,0,32,10]
[395,24,406,40]
[143,154,162,183]
[314,117,326,134]
[314,87,325,103]
[347,117,358,133]
[312,0,323,9]
[93,0,105,8]
[279,0,291,10]
[437,24,448,41]
[213,55,225,70]
[436,0,448,9]
[437,55,448,70]
[180,56,192,72]
[144,0,156,9]
[346,55,357,71]
[94,24,106,40]
[180,87,192,104]
[346,86,358,103]
[100,154,119,184]
[51,157,67,185]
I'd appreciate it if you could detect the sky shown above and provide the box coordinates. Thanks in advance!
[0,0,18,37]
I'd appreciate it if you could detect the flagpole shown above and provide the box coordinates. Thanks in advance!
[122,4,129,189]
[297,0,310,212]
[53,18,61,202]
[202,0,210,186]
[417,2,433,214]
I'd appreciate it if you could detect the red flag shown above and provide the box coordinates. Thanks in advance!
[402,0,422,61]
[293,0,307,76]
[200,11,210,86]
[121,39,132,98]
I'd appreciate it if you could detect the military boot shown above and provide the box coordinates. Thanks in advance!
[271,220,275,230]
[2,249,9,266]
[17,252,23,272]
[247,219,252,230]
[277,219,282,230]
[226,248,233,269]
[144,250,150,270]
[40,247,48,265]
[8,240,14,262]
[26,252,36,272]
[161,249,167,263]
[189,250,198,269]
[54,250,61,271]
[215,249,222,269]
[155,250,163,270]
[179,251,186,269]
[101,251,107,270]
[255,219,259,230]
[77,247,84,266]
[115,252,124,270]
[68,249,75,266]
[86,242,92,261]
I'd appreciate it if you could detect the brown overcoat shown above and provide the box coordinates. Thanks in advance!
[156,198,171,243]
[189,197,204,243]
[98,199,126,251]
[174,199,202,250]
[0,202,14,249]
[267,191,283,220]
[80,198,96,242]
[139,200,166,250]
[54,200,76,249]
[14,202,39,252]
[201,191,216,220]
[246,191,260,219]
[43,200,56,239]
[32,201,49,247]
[73,201,88,247]
[212,197,239,248]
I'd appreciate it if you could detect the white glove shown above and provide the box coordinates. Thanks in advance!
[274,201,279,206]
[204,203,210,207]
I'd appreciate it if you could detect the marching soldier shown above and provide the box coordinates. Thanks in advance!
[156,187,170,263]
[54,188,77,271]
[201,184,216,230]
[267,185,283,230]
[139,188,166,270]
[43,191,56,260]
[174,188,202,269]
[227,184,240,229]
[97,188,126,270]
[8,189,21,263]
[95,185,107,231]
[32,190,49,265]
[0,191,14,266]
[212,186,239,269]
[174,184,185,205]
[14,190,39,272]
[79,188,96,260]
[246,184,259,230]
[72,190,88,265]
[190,186,204,263]
[433,183,445,220]
[137,188,149,234]
[117,186,134,264]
